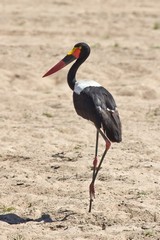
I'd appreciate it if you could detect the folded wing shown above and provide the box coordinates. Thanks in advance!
[73,86,122,143]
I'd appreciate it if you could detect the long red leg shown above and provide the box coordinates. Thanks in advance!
[89,129,111,212]
[89,130,99,212]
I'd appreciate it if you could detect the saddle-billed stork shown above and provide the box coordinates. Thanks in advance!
[43,42,122,212]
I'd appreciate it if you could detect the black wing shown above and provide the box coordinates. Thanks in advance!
[73,86,122,143]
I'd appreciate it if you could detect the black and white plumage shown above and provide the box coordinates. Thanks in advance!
[43,42,122,212]
[73,80,121,143]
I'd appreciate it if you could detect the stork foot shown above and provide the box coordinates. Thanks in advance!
[89,182,95,212]
[89,182,95,200]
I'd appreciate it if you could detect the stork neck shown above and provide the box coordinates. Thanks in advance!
[67,58,82,90]
[67,49,90,91]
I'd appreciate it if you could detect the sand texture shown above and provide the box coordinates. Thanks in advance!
[0,0,160,239]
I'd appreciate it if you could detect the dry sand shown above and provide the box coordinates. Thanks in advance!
[0,0,160,239]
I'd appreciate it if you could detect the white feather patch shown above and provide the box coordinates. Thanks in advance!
[74,80,101,95]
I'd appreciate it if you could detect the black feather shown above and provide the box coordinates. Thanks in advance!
[73,86,122,143]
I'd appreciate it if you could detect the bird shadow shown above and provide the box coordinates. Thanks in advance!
[0,210,76,225]
[0,213,53,225]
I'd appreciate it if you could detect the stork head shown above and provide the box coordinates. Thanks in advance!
[42,42,90,78]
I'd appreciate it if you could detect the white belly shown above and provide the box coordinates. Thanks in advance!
[74,80,101,95]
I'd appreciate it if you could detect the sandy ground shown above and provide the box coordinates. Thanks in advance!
[0,0,160,239]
